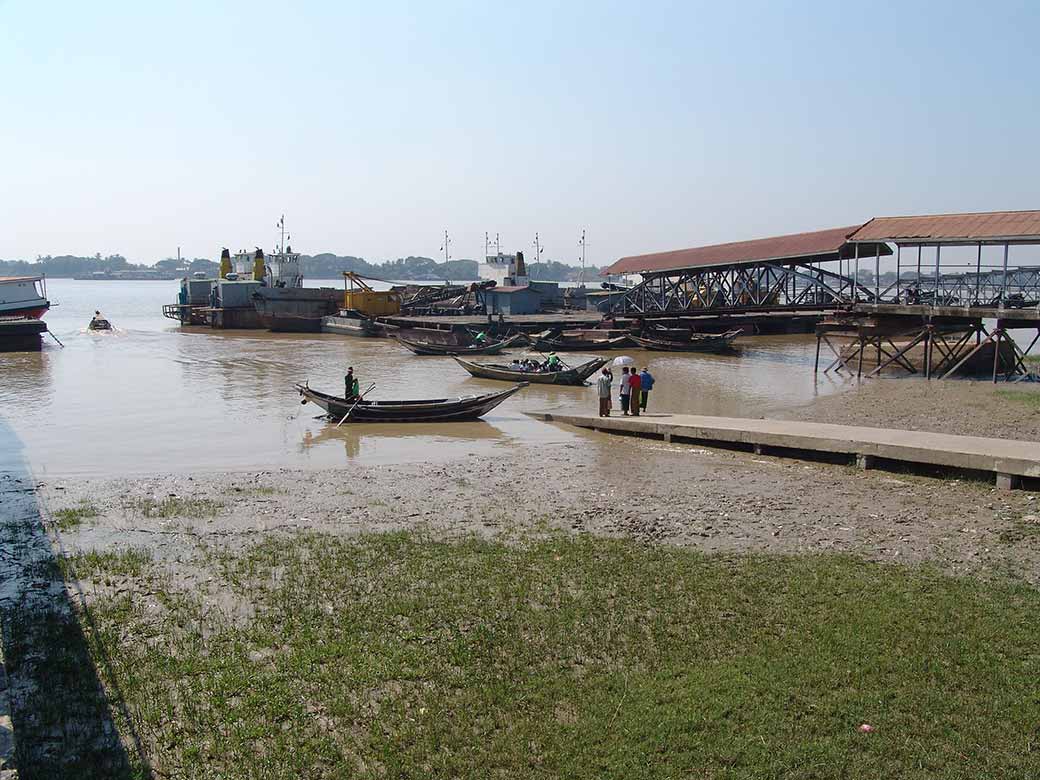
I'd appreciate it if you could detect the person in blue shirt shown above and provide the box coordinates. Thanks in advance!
[639,367,655,411]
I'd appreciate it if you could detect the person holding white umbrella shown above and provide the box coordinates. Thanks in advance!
[612,355,635,416]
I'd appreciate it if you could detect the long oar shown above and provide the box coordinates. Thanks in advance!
[337,383,376,427]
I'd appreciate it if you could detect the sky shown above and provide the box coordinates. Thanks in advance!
[1,0,1038,267]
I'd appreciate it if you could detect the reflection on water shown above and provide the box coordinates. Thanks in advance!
[0,279,849,477]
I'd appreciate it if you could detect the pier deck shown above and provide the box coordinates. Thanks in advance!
[380,312,602,332]
[526,411,1040,489]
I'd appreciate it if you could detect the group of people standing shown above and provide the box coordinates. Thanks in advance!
[596,365,654,417]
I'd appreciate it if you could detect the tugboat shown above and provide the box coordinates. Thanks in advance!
[251,216,342,332]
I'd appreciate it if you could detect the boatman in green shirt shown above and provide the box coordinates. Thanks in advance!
[345,367,359,399]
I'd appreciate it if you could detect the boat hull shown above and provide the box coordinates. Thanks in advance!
[295,382,526,422]
[395,333,525,356]
[630,330,741,352]
[321,314,381,337]
[453,357,608,385]
[253,287,341,332]
[531,335,631,351]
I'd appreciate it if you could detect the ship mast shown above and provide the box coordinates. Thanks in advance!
[277,214,287,254]
[441,230,451,263]
[578,229,587,288]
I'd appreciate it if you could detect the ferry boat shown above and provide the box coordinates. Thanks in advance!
[0,275,50,319]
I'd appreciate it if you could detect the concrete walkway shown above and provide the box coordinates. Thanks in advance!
[525,411,1040,489]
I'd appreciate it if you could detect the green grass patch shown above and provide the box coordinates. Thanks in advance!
[998,513,1040,545]
[130,496,222,519]
[995,388,1040,408]
[78,533,1039,779]
[62,548,153,580]
[51,502,99,531]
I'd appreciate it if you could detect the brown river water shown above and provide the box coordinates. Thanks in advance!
[0,280,848,477]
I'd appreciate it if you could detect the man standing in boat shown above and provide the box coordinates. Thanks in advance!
[345,367,359,399]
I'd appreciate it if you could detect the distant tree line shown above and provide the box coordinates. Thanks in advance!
[0,252,601,282]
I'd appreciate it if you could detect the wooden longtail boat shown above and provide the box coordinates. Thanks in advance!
[629,329,742,352]
[454,356,608,385]
[395,332,526,356]
[530,332,632,351]
[295,382,526,422]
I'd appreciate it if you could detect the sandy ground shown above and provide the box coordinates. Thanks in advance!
[779,377,1040,440]
[8,385,1040,774]
[40,428,1040,589]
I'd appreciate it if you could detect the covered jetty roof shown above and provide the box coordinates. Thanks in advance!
[604,225,889,275]
[848,210,1040,244]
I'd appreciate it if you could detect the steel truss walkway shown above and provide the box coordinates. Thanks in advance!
[613,261,1040,318]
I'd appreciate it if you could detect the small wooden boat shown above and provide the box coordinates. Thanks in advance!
[295,382,526,422]
[88,317,112,331]
[395,332,525,356]
[530,331,632,351]
[454,356,608,385]
[630,329,741,352]
[320,312,380,337]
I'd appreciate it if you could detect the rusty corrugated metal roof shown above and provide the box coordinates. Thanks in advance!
[604,225,863,275]
[849,210,1040,243]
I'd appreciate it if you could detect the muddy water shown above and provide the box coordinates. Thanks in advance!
[0,279,846,477]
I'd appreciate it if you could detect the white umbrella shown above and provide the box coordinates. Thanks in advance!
[612,355,635,366]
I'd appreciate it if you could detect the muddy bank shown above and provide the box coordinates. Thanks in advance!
[780,378,1040,441]
[39,431,1040,589]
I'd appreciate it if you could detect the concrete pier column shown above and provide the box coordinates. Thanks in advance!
[996,473,1020,490]
[856,454,875,470]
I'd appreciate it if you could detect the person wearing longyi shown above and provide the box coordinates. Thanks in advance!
[628,368,642,417]
[619,366,631,415]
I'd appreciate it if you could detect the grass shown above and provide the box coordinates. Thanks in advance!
[997,513,1040,545]
[51,501,99,531]
[995,388,1040,408]
[61,548,153,580]
[74,533,1039,779]
[129,496,223,519]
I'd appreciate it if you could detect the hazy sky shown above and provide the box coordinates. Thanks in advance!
[2,0,1038,266]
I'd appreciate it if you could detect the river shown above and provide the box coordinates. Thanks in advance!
[0,279,846,477]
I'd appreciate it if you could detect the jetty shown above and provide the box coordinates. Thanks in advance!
[0,318,48,351]
[526,411,1040,489]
